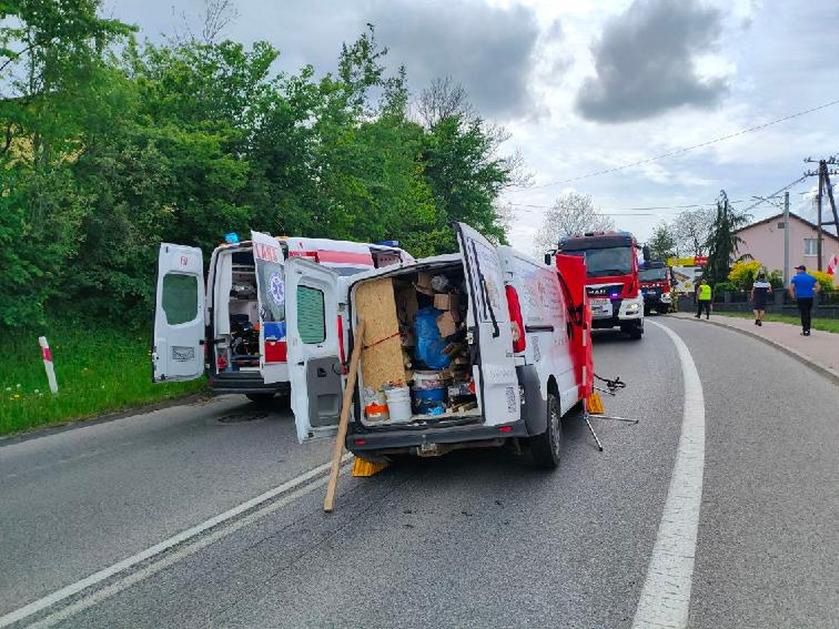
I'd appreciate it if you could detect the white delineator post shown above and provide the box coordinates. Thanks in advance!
[38,336,59,394]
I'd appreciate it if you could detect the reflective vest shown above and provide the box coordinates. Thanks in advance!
[698,284,712,301]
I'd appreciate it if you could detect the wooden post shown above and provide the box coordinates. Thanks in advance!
[324,319,366,513]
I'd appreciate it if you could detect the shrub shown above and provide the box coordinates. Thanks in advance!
[713,281,736,293]
[727,260,762,290]
[810,270,836,293]
[767,269,784,289]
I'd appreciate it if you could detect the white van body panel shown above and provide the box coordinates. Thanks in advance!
[152,243,205,383]
[454,223,520,426]
[286,257,343,443]
[498,246,579,415]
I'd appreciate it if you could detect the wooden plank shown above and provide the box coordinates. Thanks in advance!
[324,319,367,513]
[355,278,407,390]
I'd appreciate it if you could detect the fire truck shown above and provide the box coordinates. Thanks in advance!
[639,260,672,315]
[556,231,644,339]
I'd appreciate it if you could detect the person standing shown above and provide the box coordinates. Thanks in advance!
[789,265,820,336]
[695,278,712,319]
[750,272,772,326]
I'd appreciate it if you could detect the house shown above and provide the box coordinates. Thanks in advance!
[735,212,839,274]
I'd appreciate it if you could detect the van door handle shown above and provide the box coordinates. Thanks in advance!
[317,367,327,377]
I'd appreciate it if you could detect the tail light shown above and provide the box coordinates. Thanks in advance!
[505,285,526,353]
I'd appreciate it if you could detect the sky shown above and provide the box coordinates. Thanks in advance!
[104,0,839,252]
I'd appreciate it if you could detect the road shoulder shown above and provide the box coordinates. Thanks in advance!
[671,313,839,384]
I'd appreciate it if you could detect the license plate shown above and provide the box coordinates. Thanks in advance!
[591,298,611,314]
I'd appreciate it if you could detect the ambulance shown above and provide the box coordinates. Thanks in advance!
[284,223,591,467]
[151,233,412,401]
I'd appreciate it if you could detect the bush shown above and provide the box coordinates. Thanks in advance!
[811,270,836,293]
[713,281,736,293]
[768,269,784,289]
[728,260,762,290]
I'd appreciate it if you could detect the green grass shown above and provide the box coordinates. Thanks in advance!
[0,320,206,436]
[715,311,839,333]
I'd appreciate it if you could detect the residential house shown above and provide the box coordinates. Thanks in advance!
[735,212,839,275]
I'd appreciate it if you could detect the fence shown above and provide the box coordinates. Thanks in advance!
[677,291,839,319]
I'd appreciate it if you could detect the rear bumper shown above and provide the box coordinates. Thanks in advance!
[346,419,529,453]
[208,371,290,395]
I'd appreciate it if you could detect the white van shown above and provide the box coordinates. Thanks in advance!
[151,232,412,401]
[285,223,584,467]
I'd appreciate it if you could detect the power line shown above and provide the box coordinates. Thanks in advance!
[741,176,808,213]
[515,97,839,190]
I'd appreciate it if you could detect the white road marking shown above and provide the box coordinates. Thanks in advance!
[633,321,706,629]
[0,454,352,628]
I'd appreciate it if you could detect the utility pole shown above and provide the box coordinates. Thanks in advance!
[784,190,790,285]
[803,156,839,272]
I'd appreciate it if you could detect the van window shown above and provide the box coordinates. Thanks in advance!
[297,286,326,344]
[162,273,198,325]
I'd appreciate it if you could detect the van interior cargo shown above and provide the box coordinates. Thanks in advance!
[354,263,481,426]
[215,249,262,372]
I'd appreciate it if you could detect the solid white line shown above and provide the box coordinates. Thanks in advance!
[633,321,706,629]
[0,454,352,628]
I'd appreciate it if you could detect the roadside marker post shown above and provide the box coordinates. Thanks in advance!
[38,336,59,395]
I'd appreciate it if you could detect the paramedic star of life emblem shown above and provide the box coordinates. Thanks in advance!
[269,272,285,306]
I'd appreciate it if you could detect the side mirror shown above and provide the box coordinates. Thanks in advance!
[642,245,651,262]
[544,253,552,266]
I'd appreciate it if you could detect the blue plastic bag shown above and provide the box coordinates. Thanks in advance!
[414,307,450,369]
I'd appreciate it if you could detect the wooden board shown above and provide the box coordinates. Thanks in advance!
[355,278,408,390]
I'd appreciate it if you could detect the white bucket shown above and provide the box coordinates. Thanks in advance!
[385,386,412,423]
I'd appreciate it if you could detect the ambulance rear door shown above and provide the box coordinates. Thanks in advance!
[152,243,206,382]
[252,231,288,384]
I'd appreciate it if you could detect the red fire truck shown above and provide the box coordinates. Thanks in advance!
[556,231,644,339]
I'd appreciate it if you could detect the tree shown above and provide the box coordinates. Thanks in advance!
[535,191,614,253]
[417,76,474,128]
[675,208,715,257]
[648,221,677,261]
[704,190,751,284]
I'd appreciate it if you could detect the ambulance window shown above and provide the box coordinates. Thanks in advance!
[162,273,198,325]
[296,286,326,344]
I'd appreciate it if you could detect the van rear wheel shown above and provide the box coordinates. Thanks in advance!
[530,393,561,469]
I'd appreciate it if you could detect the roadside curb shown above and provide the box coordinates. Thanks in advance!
[0,392,213,446]
[671,315,839,385]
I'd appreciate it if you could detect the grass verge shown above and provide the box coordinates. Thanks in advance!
[1,320,206,436]
[714,311,839,333]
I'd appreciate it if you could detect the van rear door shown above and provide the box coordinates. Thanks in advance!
[152,243,205,382]
[251,230,288,384]
[455,223,520,425]
[285,257,343,443]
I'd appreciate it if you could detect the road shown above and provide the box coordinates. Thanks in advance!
[1,318,838,628]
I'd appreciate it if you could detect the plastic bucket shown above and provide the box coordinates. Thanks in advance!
[413,370,445,390]
[385,386,412,423]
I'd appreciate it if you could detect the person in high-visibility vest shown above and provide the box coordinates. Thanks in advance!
[695,279,712,319]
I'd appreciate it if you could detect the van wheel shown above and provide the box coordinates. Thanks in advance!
[530,394,561,469]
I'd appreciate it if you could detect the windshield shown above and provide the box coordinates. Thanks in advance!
[567,246,633,278]
[640,267,668,281]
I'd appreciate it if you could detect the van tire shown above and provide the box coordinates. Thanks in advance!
[530,393,561,469]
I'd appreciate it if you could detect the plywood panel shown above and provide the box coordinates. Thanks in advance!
[355,278,408,390]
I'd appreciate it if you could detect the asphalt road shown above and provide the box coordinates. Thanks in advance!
[1,317,838,628]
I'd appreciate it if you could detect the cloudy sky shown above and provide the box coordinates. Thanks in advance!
[106,0,839,251]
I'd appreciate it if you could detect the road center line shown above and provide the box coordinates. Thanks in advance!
[633,321,706,629]
[0,454,352,628]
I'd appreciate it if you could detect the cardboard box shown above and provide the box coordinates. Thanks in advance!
[415,272,434,296]
[437,311,458,337]
[434,293,459,311]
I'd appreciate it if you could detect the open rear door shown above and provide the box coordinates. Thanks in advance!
[252,230,288,384]
[152,243,205,382]
[285,257,343,443]
[455,223,520,425]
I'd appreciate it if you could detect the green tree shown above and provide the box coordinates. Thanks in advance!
[704,191,751,285]
[648,221,678,261]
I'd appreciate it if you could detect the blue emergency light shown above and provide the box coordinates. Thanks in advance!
[375,240,400,248]
[224,232,240,244]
